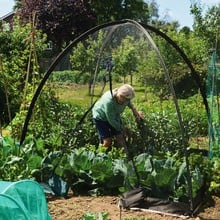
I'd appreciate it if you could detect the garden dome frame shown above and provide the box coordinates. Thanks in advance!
[19,19,209,216]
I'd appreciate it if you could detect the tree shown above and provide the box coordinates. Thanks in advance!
[16,0,157,52]
[89,0,150,24]
[191,3,220,53]
[17,0,97,51]
[133,24,208,99]
[0,17,46,127]
[112,36,138,84]
[70,31,106,95]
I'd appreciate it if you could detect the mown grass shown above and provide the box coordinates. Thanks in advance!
[54,83,94,106]
[53,82,152,107]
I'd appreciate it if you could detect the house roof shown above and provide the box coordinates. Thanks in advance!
[0,12,15,23]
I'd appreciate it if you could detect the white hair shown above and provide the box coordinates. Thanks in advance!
[117,84,135,99]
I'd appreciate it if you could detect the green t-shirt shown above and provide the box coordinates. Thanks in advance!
[92,90,133,131]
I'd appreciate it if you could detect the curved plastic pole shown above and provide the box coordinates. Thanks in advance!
[126,19,194,212]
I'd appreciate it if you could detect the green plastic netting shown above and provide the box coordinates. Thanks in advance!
[206,51,220,158]
[0,180,52,220]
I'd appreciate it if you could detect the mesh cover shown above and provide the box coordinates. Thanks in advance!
[0,180,51,220]
[206,51,220,158]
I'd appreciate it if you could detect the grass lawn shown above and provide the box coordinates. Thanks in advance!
[53,82,150,107]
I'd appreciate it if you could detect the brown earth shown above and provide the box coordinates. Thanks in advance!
[48,193,220,220]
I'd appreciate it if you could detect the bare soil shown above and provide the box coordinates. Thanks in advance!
[48,193,220,220]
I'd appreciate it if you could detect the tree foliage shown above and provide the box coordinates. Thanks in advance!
[0,18,46,126]
[112,36,138,84]
[164,28,208,96]
[17,0,97,51]
[15,0,155,51]
[190,2,220,58]
[89,0,150,24]
[70,31,107,94]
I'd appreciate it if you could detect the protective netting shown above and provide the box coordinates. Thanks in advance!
[206,51,220,158]
[0,180,51,220]
[19,20,208,217]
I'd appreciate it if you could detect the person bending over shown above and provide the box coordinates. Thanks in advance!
[92,84,144,150]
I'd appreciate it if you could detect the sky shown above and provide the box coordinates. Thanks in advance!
[156,0,220,28]
[0,0,14,17]
[0,0,220,28]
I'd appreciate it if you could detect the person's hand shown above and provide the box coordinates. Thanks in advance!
[136,111,144,120]
[131,107,144,120]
